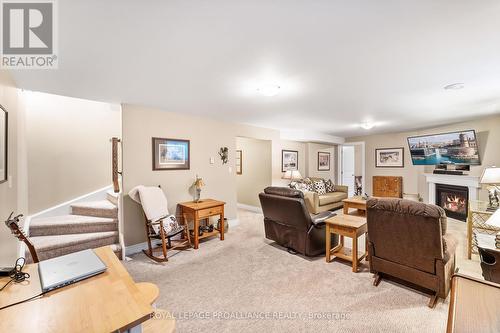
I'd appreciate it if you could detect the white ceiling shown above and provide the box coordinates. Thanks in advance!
[9,0,500,137]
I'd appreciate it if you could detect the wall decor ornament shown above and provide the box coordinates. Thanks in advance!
[219,147,229,164]
[152,137,190,170]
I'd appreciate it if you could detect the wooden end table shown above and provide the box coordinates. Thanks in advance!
[325,214,368,272]
[342,196,367,216]
[179,199,225,249]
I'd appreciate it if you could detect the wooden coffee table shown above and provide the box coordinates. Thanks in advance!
[342,196,367,215]
[325,214,368,272]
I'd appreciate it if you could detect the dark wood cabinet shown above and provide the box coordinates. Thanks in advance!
[373,176,403,198]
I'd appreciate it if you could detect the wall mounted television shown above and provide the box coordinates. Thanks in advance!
[407,130,480,166]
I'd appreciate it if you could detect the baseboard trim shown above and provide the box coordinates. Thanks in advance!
[237,203,262,213]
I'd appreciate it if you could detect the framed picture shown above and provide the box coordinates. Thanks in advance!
[236,150,242,175]
[317,152,330,171]
[375,147,404,168]
[152,137,190,170]
[282,150,298,172]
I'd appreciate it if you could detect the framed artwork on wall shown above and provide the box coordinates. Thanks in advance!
[152,137,190,170]
[375,147,404,168]
[317,152,330,171]
[0,104,7,184]
[282,150,298,172]
[236,150,242,175]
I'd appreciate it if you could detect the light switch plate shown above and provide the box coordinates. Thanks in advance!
[210,157,215,164]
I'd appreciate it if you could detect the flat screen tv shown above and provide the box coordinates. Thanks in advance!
[407,130,480,166]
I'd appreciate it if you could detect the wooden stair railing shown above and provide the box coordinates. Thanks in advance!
[111,137,122,193]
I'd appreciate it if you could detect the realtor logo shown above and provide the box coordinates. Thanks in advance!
[1,0,58,68]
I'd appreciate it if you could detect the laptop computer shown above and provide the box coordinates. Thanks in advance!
[38,249,107,292]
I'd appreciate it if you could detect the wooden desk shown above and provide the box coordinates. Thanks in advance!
[179,199,225,249]
[325,214,367,272]
[447,273,500,333]
[342,196,367,215]
[0,246,154,333]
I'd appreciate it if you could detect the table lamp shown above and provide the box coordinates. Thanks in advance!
[480,166,500,211]
[282,170,302,182]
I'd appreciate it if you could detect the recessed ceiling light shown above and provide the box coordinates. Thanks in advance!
[257,84,280,97]
[360,122,375,130]
[444,83,465,90]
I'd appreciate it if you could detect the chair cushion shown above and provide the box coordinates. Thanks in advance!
[325,179,335,193]
[319,192,348,206]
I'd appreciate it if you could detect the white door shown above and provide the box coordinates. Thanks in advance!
[342,146,355,197]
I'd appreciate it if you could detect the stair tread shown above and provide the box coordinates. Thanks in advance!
[31,231,118,251]
[71,200,117,210]
[31,214,116,227]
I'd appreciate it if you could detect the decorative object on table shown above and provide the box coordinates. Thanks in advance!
[375,147,404,168]
[218,147,229,164]
[152,137,190,170]
[282,149,298,172]
[193,175,205,203]
[317,152,330,171]
[282,170,302,184]
[0,104,7,184]
[235,150,242,175]
[480,166,500,211]
[354,176,362,195]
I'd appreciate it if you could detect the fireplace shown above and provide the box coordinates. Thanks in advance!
[435,183,468,222]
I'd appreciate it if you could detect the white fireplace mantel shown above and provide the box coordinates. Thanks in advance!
[424,173,481,204]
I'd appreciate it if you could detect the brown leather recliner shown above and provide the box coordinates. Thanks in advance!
[259,187,338,256]
[366,198,457,308]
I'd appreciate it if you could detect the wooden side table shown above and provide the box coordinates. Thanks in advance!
[467,200,499,259]
[342,196,367,215]
[179,199,225,249]
[325,214,368,272]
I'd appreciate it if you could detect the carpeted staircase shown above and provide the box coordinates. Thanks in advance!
[27,192,121,262]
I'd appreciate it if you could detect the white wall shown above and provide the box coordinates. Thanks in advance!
[236,137,272,207]
[0,71,28,265]
[347,115,500,202]
[24,92,121,214]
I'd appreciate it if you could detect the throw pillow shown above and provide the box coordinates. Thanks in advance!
[325,179,335,193]
[313,180,326,195]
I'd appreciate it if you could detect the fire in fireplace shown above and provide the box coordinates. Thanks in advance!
[435,183,469,221]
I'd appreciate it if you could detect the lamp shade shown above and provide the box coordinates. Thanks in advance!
[282,170,302,180]
[480,167,500,184]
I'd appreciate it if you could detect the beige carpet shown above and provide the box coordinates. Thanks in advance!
[124,209,482,333]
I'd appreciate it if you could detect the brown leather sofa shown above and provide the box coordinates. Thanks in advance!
[366,197,457,308]
[259,187,338,256]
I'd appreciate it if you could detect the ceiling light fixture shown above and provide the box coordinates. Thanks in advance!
[444,83,465,90]
[257,84,280,97]
[360,122,375,130]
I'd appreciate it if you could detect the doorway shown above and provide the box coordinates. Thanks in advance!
[339,142,365,197]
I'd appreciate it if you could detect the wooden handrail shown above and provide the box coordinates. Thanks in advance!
[111,137,121,193]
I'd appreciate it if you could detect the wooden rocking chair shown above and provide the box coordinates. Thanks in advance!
[129,185,191,262]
